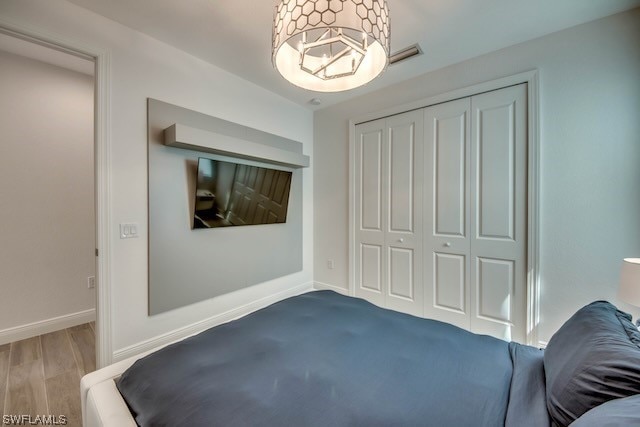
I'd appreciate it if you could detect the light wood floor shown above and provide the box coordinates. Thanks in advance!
[1,322,96,427]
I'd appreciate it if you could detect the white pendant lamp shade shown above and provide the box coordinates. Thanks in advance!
[272,0,390,92]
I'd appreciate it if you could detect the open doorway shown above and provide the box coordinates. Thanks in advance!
[0,31,96,424]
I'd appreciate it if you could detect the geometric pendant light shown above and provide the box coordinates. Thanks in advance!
[272,0,390,92]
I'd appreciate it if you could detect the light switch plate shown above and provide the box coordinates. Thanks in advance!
[120,223,139,239]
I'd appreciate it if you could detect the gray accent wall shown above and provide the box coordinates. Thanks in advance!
[148,99,303,314]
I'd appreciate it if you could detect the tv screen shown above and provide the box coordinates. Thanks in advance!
[193,157,292,229]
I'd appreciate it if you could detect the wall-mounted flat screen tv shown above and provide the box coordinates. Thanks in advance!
[193,157,292,229]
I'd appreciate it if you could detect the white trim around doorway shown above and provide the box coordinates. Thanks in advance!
[0,18,113,368]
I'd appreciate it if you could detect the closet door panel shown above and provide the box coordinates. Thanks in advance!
[389,247,414,299]
[388,124,414,233]
[435,115,466,237]
[423,98,471,328]
[470,84,527,343]
[361,133,383,231]
[476,104,516,240]
[476,257,515,324]
[433,252,466,313]
[360,244,382,292]
[385,111,424,316]
[354,119,386,306]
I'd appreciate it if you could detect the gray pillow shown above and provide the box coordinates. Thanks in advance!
[570,394,640,427]
[544,301,640,427]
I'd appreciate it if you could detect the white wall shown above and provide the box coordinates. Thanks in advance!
[0,0,314,356]
[0,50,95,333]
[314,9,640,343]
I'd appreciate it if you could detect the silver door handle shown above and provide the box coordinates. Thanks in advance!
[444,242,451,247]
[398,238,404,243]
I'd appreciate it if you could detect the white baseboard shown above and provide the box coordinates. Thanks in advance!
[313,281,350,296]
[112,281,314,362]
[0,309,96,345]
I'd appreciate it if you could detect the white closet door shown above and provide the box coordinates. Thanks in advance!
[354,119,386,307]
[385,111,423,316]
[423,98,471,329]
[470,84,527,342]
[354,111,423,316]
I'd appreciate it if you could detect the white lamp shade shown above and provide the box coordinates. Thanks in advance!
[618,258,640,307]
[274,41,387,92]
[272,0,390,92]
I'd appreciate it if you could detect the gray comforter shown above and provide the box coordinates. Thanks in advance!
[117,291,549,426]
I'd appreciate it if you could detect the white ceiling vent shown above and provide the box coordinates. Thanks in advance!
[389,44,423,65]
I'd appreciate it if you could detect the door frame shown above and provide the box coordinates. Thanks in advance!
[348,70,540,346]
[0,19,113,367]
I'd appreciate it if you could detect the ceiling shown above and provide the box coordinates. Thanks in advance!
[66,0,640,109]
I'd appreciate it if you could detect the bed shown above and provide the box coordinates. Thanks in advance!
[81,290,640,427]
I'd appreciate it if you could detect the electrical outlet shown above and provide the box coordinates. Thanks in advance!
[87,276,96,289]
[327,259,335,269]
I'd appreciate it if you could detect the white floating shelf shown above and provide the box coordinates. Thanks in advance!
[164,124,309,169]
